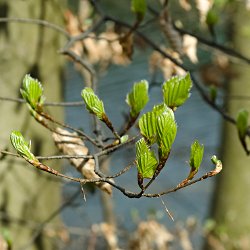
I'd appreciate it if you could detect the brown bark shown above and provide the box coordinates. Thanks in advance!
[209,3,250,249]
[0,1,66,249]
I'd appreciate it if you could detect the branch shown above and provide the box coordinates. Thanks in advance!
[0,17,70,38]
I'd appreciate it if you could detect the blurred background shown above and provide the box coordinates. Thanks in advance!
[1,0,250,249]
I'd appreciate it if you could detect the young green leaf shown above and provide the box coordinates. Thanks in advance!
[156,111,177,158]
[162,73,192,109]
[81,87,105,120]
[136,138,158,178]
[236,109,249,140]
[139,111,157,145]
[189,140,204,170]
[10,131,37,161]
[139,103,172,145]
[20,74,45,111]
[131,0,147,18]
[126,80,149,118]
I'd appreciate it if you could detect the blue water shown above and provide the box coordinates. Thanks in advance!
[63,50,222,248]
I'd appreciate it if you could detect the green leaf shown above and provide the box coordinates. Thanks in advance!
[131,0,147,18]
[236,109,249,140]
[156,111,177,158]
[120,135,129,144]
[126,80,149,118]
[211,155,221,165]
[10,131,37,161]
[162,73,192,109]
[209,85,217,103]
[189,140,204,170]
[81,87,105,120]
[139,111,157,144]
[20,74,45,111]
[139,103,172,145]
[136,138,158,178]
[206,9,219,26]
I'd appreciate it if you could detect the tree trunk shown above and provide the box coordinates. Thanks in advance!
[208,3,250,249]
[0,1,66,249]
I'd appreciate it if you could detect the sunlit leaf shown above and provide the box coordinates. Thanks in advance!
[81,87,105,120]
[156,110,177,158]
[131,0,147,18]
[189,140,204,170]
[20,74,45,111]
[139,103,171,145]
[139,111,157,144]
[236,109,249,140]
[162,73,192,109]
[126,80,149,118]
[10,131,37,161]
[136,138,158,178]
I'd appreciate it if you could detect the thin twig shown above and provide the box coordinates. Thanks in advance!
[0,17,70,38]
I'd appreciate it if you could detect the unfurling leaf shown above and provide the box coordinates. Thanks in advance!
[10,131,37,161]
[162,73,192,109]
[156,110,177,158]
[81,88,105,120]
[139,103,173,145]
[20,74,45,111]
[126,80,149,118]
[136,138,158,179]
[236,109,249,140]
[139,111,157,145]
[131,0,147,19]
[189,140,204,170]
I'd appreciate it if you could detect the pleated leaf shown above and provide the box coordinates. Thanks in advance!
[20,74,45,111]
[189,140,204,170]
[156,111,177,157]
[126,80,149,118]
[162,73,192,109]
[81,87,105,120]
[136,138,158,178]
[10,131,37,161]
[139,111,157,145]
[152,103,174,117]
[139,103,172,145]
[236,109,249,140]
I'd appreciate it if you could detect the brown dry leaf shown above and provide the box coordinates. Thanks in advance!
[119,33,134,60]
[52,127,113,195]
[159,9,183,55]
[149,50,186,79]
[91,223,121,250]
[195,0,214,24]
[129,220,174,250]
[64,10,131,67]
[183,34,198,63]
[179,0,192,11]
[64,10,84,57]
[0,235,8,250]
[176,224,193,250]
[78,0,92,26]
